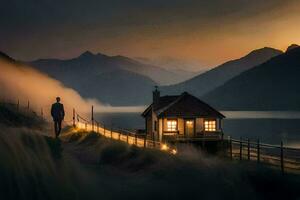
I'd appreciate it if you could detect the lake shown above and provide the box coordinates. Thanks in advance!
[94,111,300,147]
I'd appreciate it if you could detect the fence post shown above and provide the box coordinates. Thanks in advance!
[247,138,250,161]
[118,132,121,140]
[17,99,19,110]
[281,141,284,175]
[257,139,260,163]
[91,106,94,132]
[239,137,242,161]
[73,108,76,127]
[229,136,232,160]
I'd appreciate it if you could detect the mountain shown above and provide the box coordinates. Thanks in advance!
[135,57,203,83]
[161,47,283,96]
[28,51,159,106]
[286,44,299,52]
[69,69,156,106]
[0,51,14,62]
[203,47,300,110]
[30,51,190,86]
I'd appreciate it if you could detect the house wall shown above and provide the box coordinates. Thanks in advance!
[178,118,184,135]
[145,114,152,136]
[152,111,159,141]
[216,118,220,131]
[156,117,223,141]
[196,118,204,132]
[159,118,163,141]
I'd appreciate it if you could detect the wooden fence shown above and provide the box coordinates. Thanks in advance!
[73,107,177,154]
[227,137,300,174]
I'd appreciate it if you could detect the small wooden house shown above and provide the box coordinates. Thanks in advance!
[142,87,225,142]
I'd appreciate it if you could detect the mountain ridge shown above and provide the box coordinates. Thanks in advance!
[160,47,283,96]
[30,51,193,85]
[203,46,300,110]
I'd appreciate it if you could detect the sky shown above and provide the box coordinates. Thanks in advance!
[1,0,300,68]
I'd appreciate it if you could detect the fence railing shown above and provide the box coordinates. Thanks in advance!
[227,137,300,174]
[73,108,177,154]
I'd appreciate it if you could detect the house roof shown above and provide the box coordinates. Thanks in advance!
[142,92,225,118]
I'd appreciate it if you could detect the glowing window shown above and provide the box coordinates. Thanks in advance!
[167,120,177,131]
[186,120,193,126]
[204,120,216,132]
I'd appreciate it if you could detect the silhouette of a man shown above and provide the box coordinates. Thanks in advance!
[51,97,65,138]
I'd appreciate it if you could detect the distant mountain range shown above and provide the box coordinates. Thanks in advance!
[28,52,159,105]
[203,46,300,110]
[30,51,195,86]
[2,44,299,110]
[28,51,203,105]
[135,57,203,82]
[161,47,283,96]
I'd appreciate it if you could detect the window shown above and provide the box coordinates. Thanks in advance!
[204,120,216,132]
[167,120,177,131]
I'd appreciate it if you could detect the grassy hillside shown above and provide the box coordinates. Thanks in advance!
[61,130,300,200]
[0,103,45,129]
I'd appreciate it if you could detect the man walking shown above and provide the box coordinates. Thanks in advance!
[51,97,65,138]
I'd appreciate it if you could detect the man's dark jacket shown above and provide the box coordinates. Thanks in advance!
[51,103,65,121]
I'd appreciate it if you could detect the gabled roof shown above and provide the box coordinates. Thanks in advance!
[142,95,179,117]
[142,92,225,118]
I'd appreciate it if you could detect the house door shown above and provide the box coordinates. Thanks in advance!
[185,119,195,137]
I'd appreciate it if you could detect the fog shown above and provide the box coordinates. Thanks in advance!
[0,58,143,119]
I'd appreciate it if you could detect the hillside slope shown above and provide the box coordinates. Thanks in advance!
[73,69,156,105]
[203,47,300,110]
[161,47,283,96]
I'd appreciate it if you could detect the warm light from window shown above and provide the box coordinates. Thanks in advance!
[167,120,177,131]
[186,120,193,125]
[204,120,216,132]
